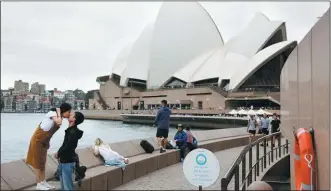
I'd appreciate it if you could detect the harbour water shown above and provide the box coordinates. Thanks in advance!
[1,113,177,163]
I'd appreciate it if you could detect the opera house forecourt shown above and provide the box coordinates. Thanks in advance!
[89,2,297,114]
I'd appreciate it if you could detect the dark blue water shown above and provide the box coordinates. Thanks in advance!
[1,113,177,163]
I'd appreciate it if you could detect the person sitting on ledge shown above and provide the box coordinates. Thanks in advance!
[93,138,129,170]
[173,124,188,162]
[185,125,197,151]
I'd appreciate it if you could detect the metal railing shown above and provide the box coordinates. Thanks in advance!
[221,132,289,191]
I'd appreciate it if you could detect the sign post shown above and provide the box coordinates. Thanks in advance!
[183,148,220,190]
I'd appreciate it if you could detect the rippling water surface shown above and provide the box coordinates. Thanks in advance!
[1,113,177,163]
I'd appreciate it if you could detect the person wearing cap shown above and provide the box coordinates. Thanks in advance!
[174,124,188,162]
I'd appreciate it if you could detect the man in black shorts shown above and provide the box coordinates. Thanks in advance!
[155,100,172,153]
[270,113,281,146]
[247,115,257,143]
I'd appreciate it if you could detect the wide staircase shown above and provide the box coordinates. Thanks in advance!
[95,91,109,110]
[209,86,229,97]
[221,132,290,190]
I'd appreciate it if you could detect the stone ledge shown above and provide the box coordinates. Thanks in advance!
[2,127,254,190]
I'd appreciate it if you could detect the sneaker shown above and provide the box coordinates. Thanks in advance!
[36,183,50,190]
[180,158,184,163]
[42,181,55,190]
[160,148,166,153]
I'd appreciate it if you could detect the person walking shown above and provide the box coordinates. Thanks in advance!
[260,113,270,146]
[247,115,257,143]
[26,103,72,190]
[154,100,172,153]
[270,113,281,146]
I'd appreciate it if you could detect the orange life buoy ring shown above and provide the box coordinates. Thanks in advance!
[294,128,316,190]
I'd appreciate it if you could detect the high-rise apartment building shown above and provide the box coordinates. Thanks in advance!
[31,82,46,95]
[3,96,13,111]
[14,80,29,92]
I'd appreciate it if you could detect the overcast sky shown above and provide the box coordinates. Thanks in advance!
[1,1,329,92]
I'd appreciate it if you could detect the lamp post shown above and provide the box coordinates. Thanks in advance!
[130,81,133,114]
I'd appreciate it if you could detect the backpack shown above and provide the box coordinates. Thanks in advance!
[140,140,155,153]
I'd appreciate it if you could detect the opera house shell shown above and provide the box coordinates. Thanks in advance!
[94,1,297,111]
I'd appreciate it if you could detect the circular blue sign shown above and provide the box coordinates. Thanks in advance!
[195,154,207,165]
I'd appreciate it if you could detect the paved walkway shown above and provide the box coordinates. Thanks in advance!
[115,139,286,190]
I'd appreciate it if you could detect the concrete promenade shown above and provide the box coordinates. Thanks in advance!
[115,140,284,190]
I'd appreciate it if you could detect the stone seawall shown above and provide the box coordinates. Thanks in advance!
[1,127,260,190]
[121,114,247,129]
[80,110,248,129]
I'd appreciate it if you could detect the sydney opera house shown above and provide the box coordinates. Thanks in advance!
[90,2,297,111]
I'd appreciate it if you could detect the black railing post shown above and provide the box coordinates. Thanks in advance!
[285,139,289,154]
[242,154,246,191]
[221,178,229,191]
[235,166,240,191]
[248,148,252,185]
[256,143,259,176]
[263,139,267,168]
[261,157,264,173]
[278,134,281,158]
[271,135,274,163]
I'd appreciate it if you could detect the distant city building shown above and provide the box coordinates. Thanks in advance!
[3,96,13,111]
[39,84,46,95]
[42,102,51,112]
[15,100,25,112]
[65,90,76,108]
[12,91,20,96]
[31,82,46,95]
[41,91,51,102]
[14,80,29,92]
[27,100,38,112]
[33,95,40,109]
[1,90,11,97]
[53,88,65,99]
[52,97,63,108]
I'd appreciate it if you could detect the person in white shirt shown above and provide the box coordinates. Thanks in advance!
[26,103,72,190]
[93,138,129,169]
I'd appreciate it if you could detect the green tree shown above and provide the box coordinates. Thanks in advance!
[73,89,86,100]
[84,90,95,102]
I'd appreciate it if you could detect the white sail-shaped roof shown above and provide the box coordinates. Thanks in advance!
[108,4,296,91]
[111,44,132,77]
[225,13,286,58]
[147,2,223,89]
[166,12,290,87]
[119,23,154,87]
[229,40,297,91]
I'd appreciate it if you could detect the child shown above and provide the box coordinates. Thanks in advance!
[55,111,85,191]
[93,138,129,170]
